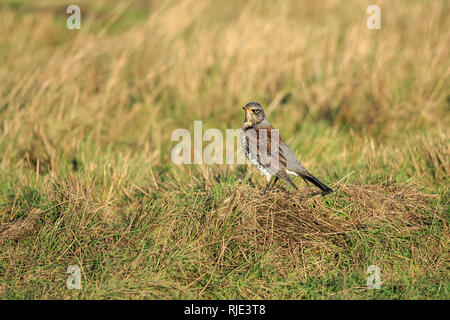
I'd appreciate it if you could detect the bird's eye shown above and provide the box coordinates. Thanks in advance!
[253,109,260,114]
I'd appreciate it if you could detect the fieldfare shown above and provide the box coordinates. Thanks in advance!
[240,102,332,194]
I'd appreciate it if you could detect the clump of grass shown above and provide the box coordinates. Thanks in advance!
[0,0,448,299]
[218,183,443,252]
[0,208,41,243]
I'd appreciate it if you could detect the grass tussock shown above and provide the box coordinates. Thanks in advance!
[0,208,41,243]
[0,0,449,299]
[220,184,442,252]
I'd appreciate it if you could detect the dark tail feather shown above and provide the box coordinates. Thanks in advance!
[302,173,332,194]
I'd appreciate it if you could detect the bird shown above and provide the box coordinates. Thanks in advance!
[240,102,332,194]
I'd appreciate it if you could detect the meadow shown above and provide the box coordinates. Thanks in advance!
[0,0,448,299]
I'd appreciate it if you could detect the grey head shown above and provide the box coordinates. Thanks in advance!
[242,102,266,129]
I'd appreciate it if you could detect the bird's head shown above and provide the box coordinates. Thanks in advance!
[242,102,266,128]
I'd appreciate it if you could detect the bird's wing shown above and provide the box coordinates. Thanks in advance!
[279,140,307,174]
[254,125,307,174]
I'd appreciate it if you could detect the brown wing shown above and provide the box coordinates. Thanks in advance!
[254,127,288,169]
[245,126,298,189]
[256,125,307,174]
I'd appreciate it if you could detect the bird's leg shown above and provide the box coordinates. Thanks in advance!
[263,176,273,194]
[269,176,279,190]
[302,177,310,185]
[263,176,279,194]
[262,180,270,194]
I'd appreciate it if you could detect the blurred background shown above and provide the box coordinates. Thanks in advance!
[0,0,448,188]
[0,0,448,299]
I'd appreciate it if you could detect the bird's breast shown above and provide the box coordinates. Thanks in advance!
[240,129,273,177]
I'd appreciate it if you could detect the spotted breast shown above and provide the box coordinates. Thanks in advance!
[240,128,274,181]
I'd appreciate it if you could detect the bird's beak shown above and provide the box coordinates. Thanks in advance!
[242,106,249,111]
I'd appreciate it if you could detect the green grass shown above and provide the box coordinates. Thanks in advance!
[0,0,449,299]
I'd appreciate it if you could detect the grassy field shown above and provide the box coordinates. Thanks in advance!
[0,0,448,299]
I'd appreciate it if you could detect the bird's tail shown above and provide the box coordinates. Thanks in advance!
[301,172,333,194]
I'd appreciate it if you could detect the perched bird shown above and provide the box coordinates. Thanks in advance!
[240,102,332,194]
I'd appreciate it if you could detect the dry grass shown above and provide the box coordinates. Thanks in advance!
[0,0,448,299]
[220,184,442,251]
[0,208,41,243]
